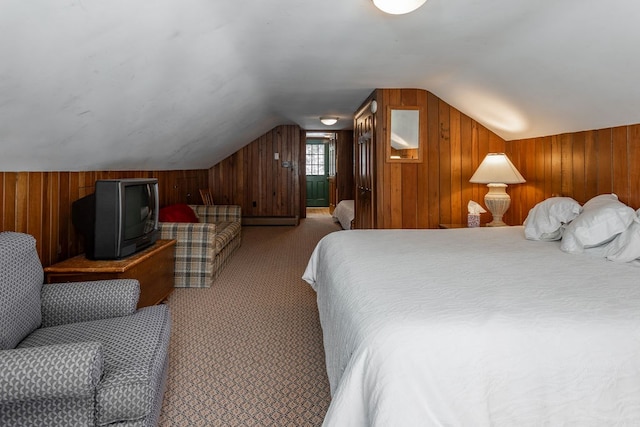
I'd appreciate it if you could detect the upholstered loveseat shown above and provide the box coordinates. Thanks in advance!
[158,204,242,288]
[0,232,171,427]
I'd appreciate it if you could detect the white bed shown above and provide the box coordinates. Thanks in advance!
[303,226,640,426]
[332,199,354,230]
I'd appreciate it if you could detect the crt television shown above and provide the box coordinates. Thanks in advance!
[72,178,160,260]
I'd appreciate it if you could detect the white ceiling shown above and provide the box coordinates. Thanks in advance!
[2,0,640,171]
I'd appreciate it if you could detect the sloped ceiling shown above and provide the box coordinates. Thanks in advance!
[2,0,640,171]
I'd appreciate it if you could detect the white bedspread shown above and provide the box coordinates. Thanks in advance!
[302,227,640,426]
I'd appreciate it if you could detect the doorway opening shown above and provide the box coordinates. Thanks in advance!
[305,139,329,208]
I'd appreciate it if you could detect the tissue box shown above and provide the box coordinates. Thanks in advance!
[467,214,480,228]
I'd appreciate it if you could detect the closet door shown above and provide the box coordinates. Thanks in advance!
[355,105,375,229]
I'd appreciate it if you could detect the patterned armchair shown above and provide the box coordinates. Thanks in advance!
[158,205,242,288]
[0,232,171,427]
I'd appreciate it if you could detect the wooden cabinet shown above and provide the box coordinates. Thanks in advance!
[44,239,176,309]
[354,99,376,229]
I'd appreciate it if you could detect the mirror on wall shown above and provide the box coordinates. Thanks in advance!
[387,107,421,162]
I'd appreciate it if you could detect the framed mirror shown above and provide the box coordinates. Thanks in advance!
[386,106,422,162]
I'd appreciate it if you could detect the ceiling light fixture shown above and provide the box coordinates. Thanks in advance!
[320,117,338,126]
[373,0,427,15]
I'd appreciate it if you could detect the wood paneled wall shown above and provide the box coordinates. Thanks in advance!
[208,125,305,219]
[505,124,640,225]
[371,88,640,229]
[7,102,636,270]
[373,89,507,229]
[0,169,208,267]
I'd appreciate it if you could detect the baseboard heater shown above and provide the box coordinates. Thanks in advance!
[242,216,299,226]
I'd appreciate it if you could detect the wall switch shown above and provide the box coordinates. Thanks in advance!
[274,152,279,160]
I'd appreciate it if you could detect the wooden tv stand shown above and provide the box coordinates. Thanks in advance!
[45,239,176,309]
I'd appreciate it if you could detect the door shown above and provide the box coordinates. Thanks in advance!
[355,104,375,229]
[306,140,329,207]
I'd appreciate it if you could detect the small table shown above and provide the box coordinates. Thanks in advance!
[45,239,176,308]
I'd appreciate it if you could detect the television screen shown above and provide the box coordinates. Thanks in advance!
[123,184,156,240]
[73,178,159,260]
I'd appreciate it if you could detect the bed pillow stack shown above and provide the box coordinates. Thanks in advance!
[560,194,636,254]
[525,194,640,263]
[523,197,582,241]
[603,209,640,262]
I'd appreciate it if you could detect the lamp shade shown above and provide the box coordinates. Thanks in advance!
[469,153,525,184]
[372,0,427,15]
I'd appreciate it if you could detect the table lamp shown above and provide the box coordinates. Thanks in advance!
[469,153,525,226]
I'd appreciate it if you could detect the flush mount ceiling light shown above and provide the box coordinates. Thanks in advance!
[373,0,427,15]
[320,117,338,126]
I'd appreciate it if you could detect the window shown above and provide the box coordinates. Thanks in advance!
[306,143,325,176]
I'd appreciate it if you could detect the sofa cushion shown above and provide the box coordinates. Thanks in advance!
[159,204,199,223]
[0,232,44,350]
[17,305,171,425]
[215,221,242,254]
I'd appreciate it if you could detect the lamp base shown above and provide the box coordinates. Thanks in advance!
[484,183,511,227]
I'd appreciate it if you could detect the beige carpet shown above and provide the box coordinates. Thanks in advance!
[159,215,340,426]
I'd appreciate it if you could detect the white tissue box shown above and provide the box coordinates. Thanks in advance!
[467,214,480,228]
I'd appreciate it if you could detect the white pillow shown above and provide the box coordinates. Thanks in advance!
[605,210,640,263]
[560,194,636,254]
[523,197,582,241]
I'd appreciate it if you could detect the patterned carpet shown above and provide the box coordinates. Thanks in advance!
[158,214,340,426]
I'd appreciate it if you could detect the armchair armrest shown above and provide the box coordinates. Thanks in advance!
[190,205,241,223]
[41,279,140,327]
[159,221,216,238]
[158,222,217,288]
[0,342,103,406]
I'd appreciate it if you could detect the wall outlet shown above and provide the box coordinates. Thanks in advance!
[274,152,279,160]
